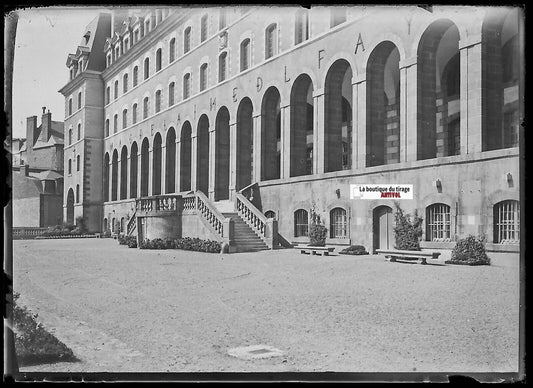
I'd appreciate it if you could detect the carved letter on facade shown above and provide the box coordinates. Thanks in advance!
[284,66,290,82]
[256,77,263,92]
[210,97,216,111]
[355,33,365,54]
[318,49,325,69]
[233,87,238,102]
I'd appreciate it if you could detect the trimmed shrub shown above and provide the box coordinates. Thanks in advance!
[393,203,423,251]
[446,235,491,266]
[339,245,369,255]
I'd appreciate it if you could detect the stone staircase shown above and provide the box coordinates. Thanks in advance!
[214,200,269,253]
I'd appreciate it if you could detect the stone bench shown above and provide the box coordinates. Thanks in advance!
[376,249,441,265]
[295,245,335,256]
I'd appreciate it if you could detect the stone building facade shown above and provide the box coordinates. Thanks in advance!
[60,6,522,253]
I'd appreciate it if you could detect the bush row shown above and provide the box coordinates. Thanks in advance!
[12,293,77,365]
[139,237,221,253]
[118,235,138,248]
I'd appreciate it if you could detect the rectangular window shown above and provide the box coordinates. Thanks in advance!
[330,208,347,238]
[265,24,277,59]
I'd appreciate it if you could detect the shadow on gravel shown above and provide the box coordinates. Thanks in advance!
[387,259,447,267]
[17,353,80,368]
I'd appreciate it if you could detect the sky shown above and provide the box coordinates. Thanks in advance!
[10,6,105,139]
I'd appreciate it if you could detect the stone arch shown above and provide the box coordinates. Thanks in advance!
[103,152,110,202]
[196,114,210,194]
[180,121,192,192]
[324,58,353,172]
[111,149,119,201]
[215,106,230,200]
[66,188,75,224]
[416,18,461,160]
[140,137,150,196]
[152,132,163,195]
[236,97,254,191]
[165,127,176,193]
[481,7,521,151]
[261,86,281,181]
[130,141,138,198]
[366,41,401,167]
[290,73,314,177]
[120,145,128,199]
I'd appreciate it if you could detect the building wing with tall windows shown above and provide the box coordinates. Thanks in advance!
[60,5,522,254]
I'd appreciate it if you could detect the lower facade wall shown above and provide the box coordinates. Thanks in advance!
[138,215,181,241]
[257,150,520,254]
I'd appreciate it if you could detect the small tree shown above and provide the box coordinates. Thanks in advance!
[309,202,327,246]
[393,203,423,251]
[75,216,88,234]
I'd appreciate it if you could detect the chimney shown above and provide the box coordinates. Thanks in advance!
[40,107,52,142]
[26,115,38,148]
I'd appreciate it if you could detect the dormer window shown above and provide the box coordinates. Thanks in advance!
[134,29,140,43]
[123,37,129,53]
[107,53,112,67]
[114,46,120,61]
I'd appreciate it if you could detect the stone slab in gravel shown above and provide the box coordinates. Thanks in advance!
[11,239,521,374]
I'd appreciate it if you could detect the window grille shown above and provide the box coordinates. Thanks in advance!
[426,203,451,241]
[330,208,347,238]
[265,210,276,219]
[494,200,520,243]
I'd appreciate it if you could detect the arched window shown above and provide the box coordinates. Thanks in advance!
[77,123,81,140]
[219,9,227,30]
[240,38,250,71]
[494,200,520,243]
[426,203,451,241]
[201,14,208,42]
[200,63,208,91]
[156,48,162,71]
[113,114,118,133]
[294,209,309,237]
[133,66,139,87]
[77,92,82,109]
[330,8,347,27]
[295,10,309,45]
[155,90,162,113]
[265,24,277,59]
[114,80,119,99]
[330,208,347,238]
[184,26,191,53]
[144,57,150,80]
[76,154,80,171]
[123,73,129,93]
[76,184,80,203]
[169,38,176,63]
[106,86,110,104]
[68,98,72,115]
[105,119,109,137]
[143,97,149,119]
[183,73,191,99]
[68,128,72,144]
[168,82,175,106]
[122,109,128,128]
[132,103,138,124]
[219,52,227,82]
[265,210,276,219]
[68,158,72,174]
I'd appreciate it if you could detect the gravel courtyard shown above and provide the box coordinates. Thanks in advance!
[12,238,520,374]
